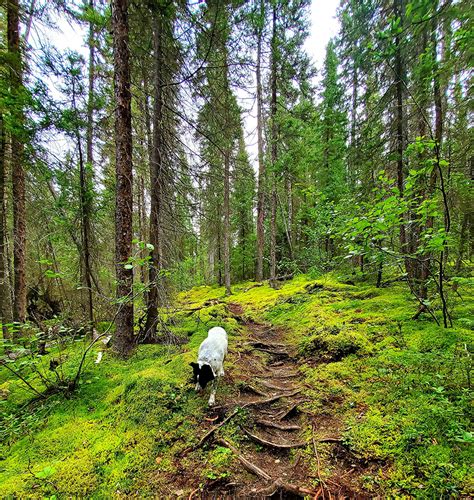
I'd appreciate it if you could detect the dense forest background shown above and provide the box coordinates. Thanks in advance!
[0,0,472,347]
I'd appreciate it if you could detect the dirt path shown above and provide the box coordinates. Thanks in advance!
[183,303,325,498]
[170,303,369,498]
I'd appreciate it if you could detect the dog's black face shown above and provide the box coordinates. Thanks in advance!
[189,362,215,389]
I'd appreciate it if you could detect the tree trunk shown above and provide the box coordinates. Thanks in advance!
[349,58,358,185]
[223,149,231,295]
[269,5,278,288]
[255,0,265,282]
[431,11,450,328]
[144,11,164,340]
[137,174,147,286]
[285,175,293,260]
[394,0,409,278]
[7,0,27,324]
[82,0,95,330]
[0,114,12,338]
[72,80,93,330]
[112,0,134,356]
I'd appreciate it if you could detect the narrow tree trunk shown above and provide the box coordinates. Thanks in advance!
[137,174,147,286]
[255,0,265,282]
[112,0,134,356]
[0,114,12,338]
[349,59,358,185]
[269,5,278,288]
[144,11,164,340]
[286,175,293,260]
[83,0,95,330]
[217,217,223,286]
[223,150,231,295]
[394,0,408,277]
[72,80,93,329]
[8,0,27,324]
[431,13,450,328]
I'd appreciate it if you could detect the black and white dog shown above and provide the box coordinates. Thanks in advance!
[190,326,228,406]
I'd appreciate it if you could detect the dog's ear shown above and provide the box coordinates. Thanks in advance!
[189,362,199,369]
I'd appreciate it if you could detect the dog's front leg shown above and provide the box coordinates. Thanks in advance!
[208,378,218,406]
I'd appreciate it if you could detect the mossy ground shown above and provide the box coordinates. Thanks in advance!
[1,275,472,497]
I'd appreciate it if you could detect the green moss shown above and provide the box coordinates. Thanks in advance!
[201,445,234,481]
[1,273,472,497]
[300,325,370,361]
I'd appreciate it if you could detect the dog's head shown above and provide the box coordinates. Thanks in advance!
[190,362,215,389]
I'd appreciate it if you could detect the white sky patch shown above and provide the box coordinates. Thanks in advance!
[242,0,340,170]
[305,0,340,71]
[32,1,340,174]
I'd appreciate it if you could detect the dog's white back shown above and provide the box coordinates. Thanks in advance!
[198,326,228,376]
[195,326,228,406]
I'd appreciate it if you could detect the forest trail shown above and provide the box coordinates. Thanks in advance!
[174,302,366,499]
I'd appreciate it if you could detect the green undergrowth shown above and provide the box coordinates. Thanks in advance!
[1,274,472,497]
[239,275,473,497]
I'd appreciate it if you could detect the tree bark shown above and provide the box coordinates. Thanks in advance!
[72,78,93,331]
[269,5,278,288]
[83,0,95,330]
[255,0,265,282]
[112,0,134,356]
[8,0,27,324]
[144,10,164,339]
[394,0,409,277]
[349,58,358,185]
[0,114,12,338]
[223,149,231,295]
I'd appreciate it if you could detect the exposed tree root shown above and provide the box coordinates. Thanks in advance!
[242,427,308,449]
[259,379,297,391]
[256,419,300,431]
[244,340,287,349]
[216,439,318,498]
[189,408,240,452]
[215,438,271,481]
[254,479,318,498]
[317,437,342,443]
[240,383,268,397]
[244,389,302,407]
[276,404,299,420]
[189,390,303,453]
[270,370,299,379]
[256,347,290,357]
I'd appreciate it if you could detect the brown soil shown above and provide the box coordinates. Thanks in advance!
[161,303,376,499]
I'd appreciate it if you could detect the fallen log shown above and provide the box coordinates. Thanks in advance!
[242,427,308,449]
